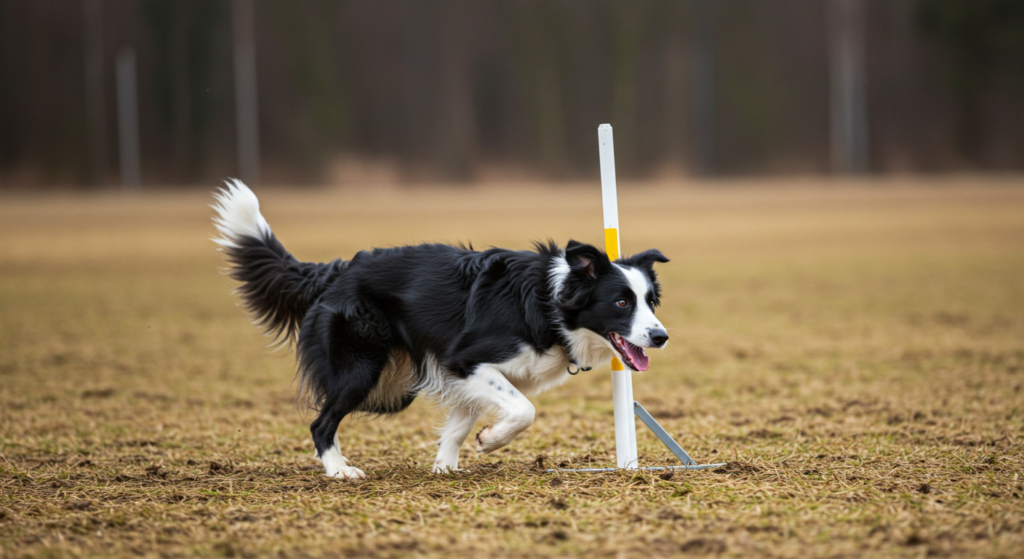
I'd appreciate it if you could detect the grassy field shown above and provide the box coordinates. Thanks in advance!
[1,176,1022,558]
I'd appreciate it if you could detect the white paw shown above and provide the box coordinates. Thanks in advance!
[431,464,465,474]
[324,465,366,480]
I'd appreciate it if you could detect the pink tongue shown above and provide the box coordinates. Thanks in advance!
[623,342,650,371]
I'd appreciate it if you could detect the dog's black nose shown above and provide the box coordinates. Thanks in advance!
[649,329,669,347]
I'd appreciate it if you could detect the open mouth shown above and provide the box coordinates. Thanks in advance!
[608,332,650,372]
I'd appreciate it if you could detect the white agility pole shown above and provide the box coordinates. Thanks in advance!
[546,124,725,473]
[599,124,639,470]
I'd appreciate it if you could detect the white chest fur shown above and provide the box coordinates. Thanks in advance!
[496,345,576,396]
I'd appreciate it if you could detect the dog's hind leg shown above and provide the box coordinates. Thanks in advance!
[449,366,536,454]
[433,405,478,473]
[309,351,388,480]
[319,432,359,479]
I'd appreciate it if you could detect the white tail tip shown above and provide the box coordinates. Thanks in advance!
[211,179,271,249]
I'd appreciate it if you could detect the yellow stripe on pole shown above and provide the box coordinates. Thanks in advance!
[604,226,624,371]
[604,228,619,260]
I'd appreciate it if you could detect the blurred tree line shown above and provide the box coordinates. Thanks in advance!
[0,0,1022,186]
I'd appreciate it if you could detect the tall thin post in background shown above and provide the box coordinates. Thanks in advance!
[662,8,687,173]
[436,0,474,180]
[233,0,260,185]
[690,0,716,176]
[828,0,869,174]
[116,47,141,190]
[83,0,108,185]
[403,0,428,167]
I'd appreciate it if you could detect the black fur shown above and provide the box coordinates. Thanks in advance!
[222,230,346,347]
[293,243,575,454]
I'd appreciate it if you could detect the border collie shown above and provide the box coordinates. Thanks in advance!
[212,180,669,479]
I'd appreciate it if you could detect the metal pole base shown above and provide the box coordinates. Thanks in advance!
[546,401,726,473]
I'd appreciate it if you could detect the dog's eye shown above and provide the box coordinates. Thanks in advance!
[615,299,628,308]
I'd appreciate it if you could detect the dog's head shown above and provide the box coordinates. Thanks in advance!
[553,240,669,371]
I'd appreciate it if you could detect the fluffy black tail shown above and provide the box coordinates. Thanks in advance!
[211,179,343,347]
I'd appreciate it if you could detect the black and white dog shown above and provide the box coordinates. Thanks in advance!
[212,180,669,479]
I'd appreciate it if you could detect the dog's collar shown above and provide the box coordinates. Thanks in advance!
[561,345,592,376]
[566,360,592,375]
[551,300,590,375]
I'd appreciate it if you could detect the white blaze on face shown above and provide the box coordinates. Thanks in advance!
[616,265,665,348]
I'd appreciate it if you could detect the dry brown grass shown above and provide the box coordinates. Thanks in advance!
[1,176,1023,558]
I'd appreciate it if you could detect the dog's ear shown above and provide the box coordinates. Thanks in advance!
[565,240,607,280]
[557,241,610,311]
[618,248,669,271]
[618,248,668,307]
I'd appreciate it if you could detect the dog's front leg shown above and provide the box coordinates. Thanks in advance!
[451,365,535,454]
[433,405,478,473]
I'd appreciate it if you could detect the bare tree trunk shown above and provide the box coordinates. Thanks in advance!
[83,0,108,185]
[116,47,141,189]
[233,0,260,185]
[607,2,645,174]
[403,0,429,169]
[170,10,193,180]
[662,7,688,174]
[688,0,720,175]
[435,0,475,181]
[828,0,869,174]
[690,0,716,177]
[514,1,566,175]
